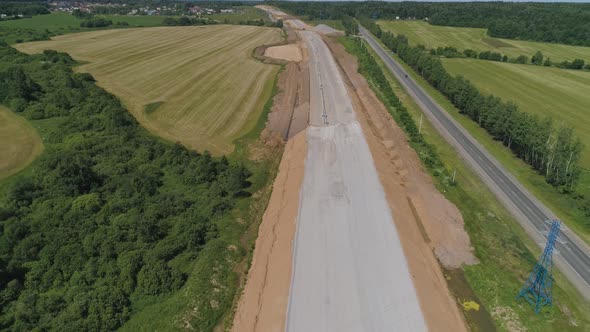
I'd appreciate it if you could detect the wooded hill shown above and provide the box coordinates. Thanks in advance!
[0,43,251,330]
[0,2,49,17]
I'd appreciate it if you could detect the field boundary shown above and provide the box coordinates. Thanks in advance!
[0,105,44,180]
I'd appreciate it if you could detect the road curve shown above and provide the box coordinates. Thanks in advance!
[359,26,590,300]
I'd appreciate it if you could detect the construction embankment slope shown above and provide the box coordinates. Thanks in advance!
[232,131,307,332]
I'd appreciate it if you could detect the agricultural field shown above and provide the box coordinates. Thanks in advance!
[17,25,283,154]
[442,58,590,167]
[0,12,80,30]
[0,12,170,44]
[0,12,166,30]
[101,14,172,27]
[0,13,165,31]
[0,106,43,179]
[378,20,590,63]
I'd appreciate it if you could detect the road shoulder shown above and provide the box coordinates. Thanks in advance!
[231,131,306,332]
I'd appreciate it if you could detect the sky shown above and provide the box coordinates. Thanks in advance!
[278,0,590,2]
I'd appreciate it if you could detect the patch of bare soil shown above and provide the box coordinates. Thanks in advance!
[265,30,309,140]
[264,44,302,62]
[325,36,474,332]
[231,131,307,332]
[313,24,343,36]
[491,307,526,332]
[252,27,297,66]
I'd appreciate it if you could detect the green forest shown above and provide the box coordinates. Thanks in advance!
[0,2,49,17]
[343,36,449,182]
[0,43,253,330]
[272,1,590,47]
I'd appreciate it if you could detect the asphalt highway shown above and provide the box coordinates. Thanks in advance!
[284,28,427,331]
[360,26,590,299]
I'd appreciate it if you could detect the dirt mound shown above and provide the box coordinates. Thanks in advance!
[264,44,302,62]
[313,24,342,35]
[265,39,309,140]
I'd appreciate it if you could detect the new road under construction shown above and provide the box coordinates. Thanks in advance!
[286,29,426,331]
[235,4,590,330]
[234,7,475,331]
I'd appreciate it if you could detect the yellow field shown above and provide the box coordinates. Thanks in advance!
[0,106,43,179]
[17,25,283,154]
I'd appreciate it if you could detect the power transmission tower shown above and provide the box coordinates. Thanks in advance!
[517,220,561,313]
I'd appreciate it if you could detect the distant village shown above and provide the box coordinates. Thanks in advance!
[47,1,238,17]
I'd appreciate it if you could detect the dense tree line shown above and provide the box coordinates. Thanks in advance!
[162,16,213,26]
[0,44,251,330]
[238,19,266,27]
[0,2,49,16]
[162,16,282,28]
[88,1,263,16]
[239,19,283,28]
[80,18,113,28]
[342,16,358,36]
[361,19,582,189]
[346,37,452,184]
[72,9,94,19]
[0,26,52,44]
[273,1,590,46]
[434,47,589,71]
[429,3,590,47]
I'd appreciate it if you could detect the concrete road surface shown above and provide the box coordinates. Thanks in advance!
[284,27,427,331]
[359,25,590,300]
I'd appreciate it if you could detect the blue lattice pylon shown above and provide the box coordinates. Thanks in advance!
[516,219,561,313]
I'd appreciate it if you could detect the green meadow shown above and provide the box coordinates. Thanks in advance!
[209,6,270,24]
[0,12,169,43]
[378,20,590,63]
[443,58,590,167]
[0,12,166,30]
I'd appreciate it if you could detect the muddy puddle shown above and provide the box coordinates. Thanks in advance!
[445,268,497,332]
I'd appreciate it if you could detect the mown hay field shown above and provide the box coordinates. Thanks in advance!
[378,20,590,63]
[17,25,283,154]
[0,106,43,179]
[442,58,590,167]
